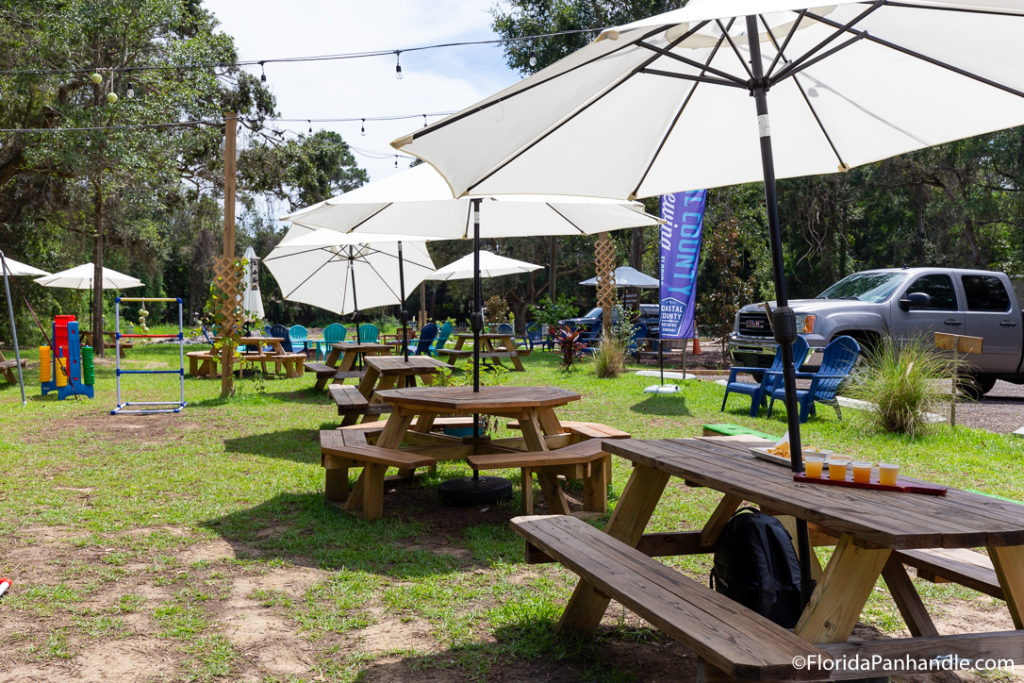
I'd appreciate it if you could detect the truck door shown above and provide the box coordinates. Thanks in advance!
[959,273,1023,373]
[893,273,964,345]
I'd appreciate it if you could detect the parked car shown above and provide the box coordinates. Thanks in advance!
[558,304,661,337]
[728,267,1024,397]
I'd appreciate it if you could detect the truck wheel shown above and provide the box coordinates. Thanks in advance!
[956,374,996,400]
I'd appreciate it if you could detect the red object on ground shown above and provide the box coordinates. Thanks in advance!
[692,336,702,355]
[0,578,11,598]
[54,314,76,354]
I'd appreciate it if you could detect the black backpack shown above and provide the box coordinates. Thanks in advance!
[709,507,805,628]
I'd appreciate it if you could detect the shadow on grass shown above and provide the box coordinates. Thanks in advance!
[199,490,466,578]
[223,428,321,464]
[350,622,693,682]
[629,392,694,417]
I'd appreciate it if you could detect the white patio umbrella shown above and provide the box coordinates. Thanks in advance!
[0,252,48,405]
[579,265,658,288]
[280,163,660,394]
[241,246,265,322]
[425,250,543,282]
[394,0,1024,603]
[35,262,143,290]
[263,226,435,360]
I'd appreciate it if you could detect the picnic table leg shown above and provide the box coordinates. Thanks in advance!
[881,555,939,637]
[558,464,670,635]
[518,409,547,451]
[375,412,415,450]
[988,545,1024,629]
[794,533,891,643]
[362,374,397,424]
[699,493,744,548]
[581,457,608,513]
[324,467,350,504]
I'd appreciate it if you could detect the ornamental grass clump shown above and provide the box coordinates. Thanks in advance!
[594,338,625,378]
[845,337,958,436]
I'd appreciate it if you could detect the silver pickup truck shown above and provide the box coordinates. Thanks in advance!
[728,267,1024,396]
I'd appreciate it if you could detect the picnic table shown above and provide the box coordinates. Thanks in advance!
[438,332,530,371]
[0,345,27,384]
[319,385,630,519]
[186,336,305,379]
[330,354,451,427]
[305,341,392,391]
[512,434,1024,680]
[80,329,133,358]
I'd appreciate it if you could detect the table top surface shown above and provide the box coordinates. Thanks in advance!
[364,355,451,375]
[603,436,1024,550]
[375,385,580,411]
[453,333,515,340]
[330,342,393,352]
[239,336,284,343]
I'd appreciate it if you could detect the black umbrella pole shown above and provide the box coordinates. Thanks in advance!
[747,15,812,607]
[398,242,409,362]
[471,198,484,439]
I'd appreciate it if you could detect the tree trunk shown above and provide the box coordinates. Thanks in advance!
[548,237,557,299]
[629,227,643,269]
[92,179,105,358]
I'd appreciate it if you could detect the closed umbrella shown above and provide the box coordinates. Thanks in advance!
[425,250,543,281]
[241,246,265,323]
[0,252,47,405]
[394,0,1024,604]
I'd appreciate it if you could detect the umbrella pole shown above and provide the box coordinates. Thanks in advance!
[0,252,26,406]
[471,198,483,440]
[398,241,409,362]
[349,249,362,370]
[746,15,812,607]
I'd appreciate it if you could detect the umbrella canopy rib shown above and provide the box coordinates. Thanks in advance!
[544,204,589,235]
[765,9,809,76]
[770,3,881,83]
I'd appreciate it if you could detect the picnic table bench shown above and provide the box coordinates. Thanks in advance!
[309,342,391,391]
[438,333,529,371]
[80,329,133,358]
[0,347,27,384]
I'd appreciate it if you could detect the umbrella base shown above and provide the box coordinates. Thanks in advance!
[438,476,513,507]
[643,384,682,395]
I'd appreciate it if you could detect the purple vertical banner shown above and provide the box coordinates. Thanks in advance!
[659,190,707,339]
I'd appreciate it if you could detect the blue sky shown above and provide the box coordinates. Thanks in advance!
[204,1,524,184]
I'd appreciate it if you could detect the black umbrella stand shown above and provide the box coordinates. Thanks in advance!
[347,248,364,370]
[746,16,813,607]
[438,197,513,507]
[397,241,409,362]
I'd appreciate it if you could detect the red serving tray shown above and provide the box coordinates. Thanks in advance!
[793,472,947,496]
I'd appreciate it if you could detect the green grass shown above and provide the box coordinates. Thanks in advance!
[0,340,1022,680]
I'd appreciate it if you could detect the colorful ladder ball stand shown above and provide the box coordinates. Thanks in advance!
[39,314,94,400]
[110,297,187,415]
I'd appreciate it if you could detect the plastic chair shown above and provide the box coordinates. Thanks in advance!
[288,324,310,357]
[316,323,347,360]
[267,324,294,353]
[720,335,810,418]
[525,322,548,350]
[407,322,438,355]
[767,336,861,423]
[430,320,453,355]
[357,323,379,343]
[627,322,649,359]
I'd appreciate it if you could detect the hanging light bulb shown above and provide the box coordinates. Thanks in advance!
[395,51,403,80]
[308,120,312,134]
[422,114,427,128]
[260,61,266,83]
[126,81,134,98]
[360,118,365,136]
[528,40,538,68]
[394,155,399,168]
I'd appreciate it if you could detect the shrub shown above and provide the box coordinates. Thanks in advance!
[528,294,577,334]
[844,337,960,436]
[594,339,625,378]
[553,326,586,370]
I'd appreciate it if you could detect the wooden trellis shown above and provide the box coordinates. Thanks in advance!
[594,233,617,341]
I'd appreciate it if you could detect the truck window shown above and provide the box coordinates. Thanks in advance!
[961,275,1011,312]
[907,274,958,310]
[817,272,905,303]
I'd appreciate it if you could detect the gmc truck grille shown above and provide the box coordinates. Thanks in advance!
[737,312,774,337]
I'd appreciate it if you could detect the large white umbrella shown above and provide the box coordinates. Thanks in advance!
[393,0,1024,603]
[35,262,143,290]
[425,250,542,282]
[280,163,660,395]
[0,252,47,405]
[241,246,265,321]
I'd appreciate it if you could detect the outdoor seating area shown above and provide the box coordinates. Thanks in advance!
[6,2,1024,681]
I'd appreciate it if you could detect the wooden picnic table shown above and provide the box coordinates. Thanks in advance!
[308,341,392,391]
[187,337,304,379]
[0,346,27,384]
[521,434,1024,679]
[80,329,133,358]
[438,332,530,371]
[333,354,451,427]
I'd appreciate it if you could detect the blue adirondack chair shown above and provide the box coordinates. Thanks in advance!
[767,335,861,423]
[628,322,649,359]
[267,324,294,353]
[357,323,379,343]
[288,324,310,357]
[720,335,810,417]
[407,322,438,355]
[525,322,549,350]
[314,323,347,360]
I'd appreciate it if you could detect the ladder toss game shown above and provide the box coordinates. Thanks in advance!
[110,297,187,415]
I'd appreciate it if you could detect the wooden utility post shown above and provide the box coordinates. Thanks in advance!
[220,112,238,398]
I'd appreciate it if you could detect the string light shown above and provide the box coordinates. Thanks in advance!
[394,154,398,168]
[260,61,266,83]
[307,119,312,133]
[360,118,365,135]
[422,114,427,128]
[126,81,134,98]
[529,40,537,68]
[395,51,403,80]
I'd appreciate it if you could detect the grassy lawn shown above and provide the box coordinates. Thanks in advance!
[0,334,1021,682]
